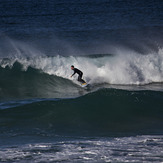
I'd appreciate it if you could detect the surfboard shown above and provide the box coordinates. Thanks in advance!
[81,82,88,87]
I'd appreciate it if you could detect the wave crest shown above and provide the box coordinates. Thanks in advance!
[1,48,163,86]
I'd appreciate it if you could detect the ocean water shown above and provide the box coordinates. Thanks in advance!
[0,0,163,162]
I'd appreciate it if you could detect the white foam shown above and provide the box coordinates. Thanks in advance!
[1,48,163,85]
[1,135,163,162]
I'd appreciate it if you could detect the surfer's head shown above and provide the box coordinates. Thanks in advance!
[71,65,74,70]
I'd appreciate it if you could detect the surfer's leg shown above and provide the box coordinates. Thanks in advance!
[78,75,82,82]
[78,74,85,83]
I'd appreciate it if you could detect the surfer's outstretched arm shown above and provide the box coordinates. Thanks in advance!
[71,72,76,77]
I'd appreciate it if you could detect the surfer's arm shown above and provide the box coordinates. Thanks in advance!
[71,72,76,77]
[71,69,76,77]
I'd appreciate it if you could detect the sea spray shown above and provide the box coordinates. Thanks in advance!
[1,47,163,85]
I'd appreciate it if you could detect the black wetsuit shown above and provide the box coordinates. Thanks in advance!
[72,68,85,83]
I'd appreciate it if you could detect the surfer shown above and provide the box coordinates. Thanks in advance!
[70,65,86,83]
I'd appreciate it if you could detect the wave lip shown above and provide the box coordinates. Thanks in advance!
[1,47,163,87]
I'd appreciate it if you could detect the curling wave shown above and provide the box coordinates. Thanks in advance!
[1,48,163,87]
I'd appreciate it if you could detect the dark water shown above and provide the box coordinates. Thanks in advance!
[0,0,163,162]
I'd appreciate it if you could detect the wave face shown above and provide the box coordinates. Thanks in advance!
[0,89,163,136]
[1,48,163,100]
[0,60,84,99]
